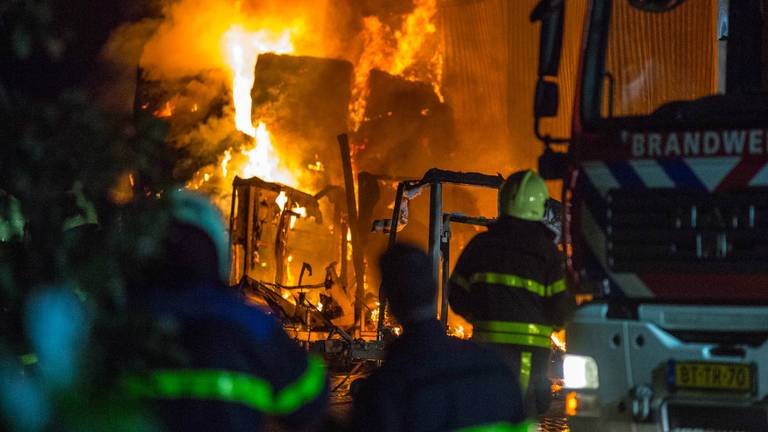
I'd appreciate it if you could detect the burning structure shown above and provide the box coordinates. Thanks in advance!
[113,0,558,341]
[125,0,456,337]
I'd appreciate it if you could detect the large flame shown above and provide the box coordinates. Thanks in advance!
[222,26,298,187]
[349,0,443,128]
[223,26,293,137]
[178,1,444,192]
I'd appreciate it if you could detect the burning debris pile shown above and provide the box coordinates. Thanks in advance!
[119,0,448,199]
[108,0,497,337]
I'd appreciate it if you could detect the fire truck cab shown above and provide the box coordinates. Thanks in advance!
[532,0,768,430]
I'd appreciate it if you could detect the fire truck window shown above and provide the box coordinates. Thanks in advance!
[603,0,718,117]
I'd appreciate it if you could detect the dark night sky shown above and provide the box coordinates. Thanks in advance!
[1,0,156,98]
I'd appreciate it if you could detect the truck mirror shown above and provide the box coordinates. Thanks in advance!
[530,0,565,77]
[534,79,559,118]
[538,146,567,180]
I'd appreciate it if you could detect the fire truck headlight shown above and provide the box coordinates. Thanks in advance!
[563,354,599,389]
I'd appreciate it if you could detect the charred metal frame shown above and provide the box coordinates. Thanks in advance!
[376,169,503,339]
[229,175,325,285]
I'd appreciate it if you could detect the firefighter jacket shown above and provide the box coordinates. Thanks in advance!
[124,283,328,432]
[349,319,530,432]
[449,216,574,349]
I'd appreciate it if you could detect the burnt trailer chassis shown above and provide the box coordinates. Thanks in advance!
[372,168,503,338]
[228,174,387,365]
[227,169,505,358]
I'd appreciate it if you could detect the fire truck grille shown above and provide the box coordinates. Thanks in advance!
[605,188,768,273]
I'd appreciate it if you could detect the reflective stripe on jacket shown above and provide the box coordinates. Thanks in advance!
[448,217,575,346]
[124,355,326,416]
[471,321,553,348]
[454,420,536,432]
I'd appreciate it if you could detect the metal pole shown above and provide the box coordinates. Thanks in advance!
[340,220,348,290]
[228,181,238,285]
[338,134,366,337]
[244,186,255,282]
[428,181,442,321]
[440,214,451,328]
[376,182,406,341]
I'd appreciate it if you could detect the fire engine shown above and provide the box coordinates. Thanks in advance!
[532,0,768,430]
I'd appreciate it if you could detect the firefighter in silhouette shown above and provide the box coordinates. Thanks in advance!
[350,243,528,432]
[449,170,575,416]
[124,190,327,432]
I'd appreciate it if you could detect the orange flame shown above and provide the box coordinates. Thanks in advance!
[153,100,176,118]
[223,25,293,137]
[349,0,443,129]
[220,26,300,188]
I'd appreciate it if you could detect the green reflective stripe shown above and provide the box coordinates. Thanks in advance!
[519,351,532,393]
[473,321,553,336]
[274,355,326,413]
[19,353,38,366]
[451,275,472,292]
[472,331,551,348]
[124,355,325,415]
[454,420,536,432]
[470,273,546,297]
[548,279,566,296]
[469,273,565,297]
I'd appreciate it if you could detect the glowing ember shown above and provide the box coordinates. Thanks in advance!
[370,301,380,323]
[153,100,175,118]
[452,325,466,339]
[307,160,324,172]
[316,301,323,312]
[551,330,566,351]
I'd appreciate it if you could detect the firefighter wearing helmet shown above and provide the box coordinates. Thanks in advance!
[449,170,575,417]
[125,190,328,432]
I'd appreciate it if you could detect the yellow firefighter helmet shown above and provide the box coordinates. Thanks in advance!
[499,170,549,221]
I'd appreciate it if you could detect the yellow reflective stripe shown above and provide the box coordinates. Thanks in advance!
[470,273,546,296]
[124,355,325,415]
[548,279,566,296]
[451,275,472,292]
[472,332,551,348]
[454,420,536,432]
[519,351,532,393]
[469,273,566,297]
[473,321,553,336]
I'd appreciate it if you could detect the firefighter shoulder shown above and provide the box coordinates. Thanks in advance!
[123,190,328,432]
[449,170,575,345]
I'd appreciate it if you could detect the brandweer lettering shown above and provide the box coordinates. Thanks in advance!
[626,130,768,157]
